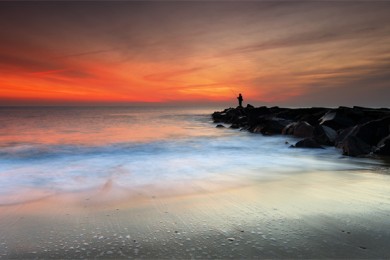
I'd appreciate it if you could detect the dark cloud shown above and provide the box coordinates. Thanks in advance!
[0,54,62,72]
[1,1,390,106]
[144,66,211,82]
[52,48,120,60]
[218,26,387,57]
[285,58,390,107]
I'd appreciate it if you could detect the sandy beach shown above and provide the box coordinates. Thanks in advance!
[1,106,389,258]
[2,0,390,258]
[1,167,390,259]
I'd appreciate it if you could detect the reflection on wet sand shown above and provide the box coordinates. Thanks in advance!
[1,169,390,258]
[1,107,389,258]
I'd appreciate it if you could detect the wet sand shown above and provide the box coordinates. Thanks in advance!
[1,169,390,259]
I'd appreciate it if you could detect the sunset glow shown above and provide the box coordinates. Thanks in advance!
[1,1,390,106]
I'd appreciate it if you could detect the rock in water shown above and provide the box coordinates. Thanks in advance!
[319,110,355,130]
[313,125,337,145]
[293,121,314,138]
[341,135,371,157]
[355,116,390,146]
[212,106,390,157]
[250,117,291,135]
[294,138,323,149]
[375,135,390,155]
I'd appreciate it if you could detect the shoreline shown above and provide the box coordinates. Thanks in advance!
[1,107,390,258]
[212,105,390,157]
[1,169,390,258]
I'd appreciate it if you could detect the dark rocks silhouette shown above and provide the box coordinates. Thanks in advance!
[294,138,323,149]
[313,125,337,145]
[340,135,372,157]
[282,121,314,138]
[250,117,291,135]
[212,105,390,157]
[375,135,390,155]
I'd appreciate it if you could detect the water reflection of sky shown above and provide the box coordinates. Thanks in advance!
[0,107,221,145]
[0,107,388,206]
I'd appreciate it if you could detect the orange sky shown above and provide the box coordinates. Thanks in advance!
[1,1,390,106]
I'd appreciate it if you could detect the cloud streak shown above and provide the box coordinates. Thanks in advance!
[0,1,389,106]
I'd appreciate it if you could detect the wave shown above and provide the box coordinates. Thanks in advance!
[0,105,386,205]
[0,133,385,207]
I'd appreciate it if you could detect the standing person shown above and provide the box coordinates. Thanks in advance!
[237,93,243,107]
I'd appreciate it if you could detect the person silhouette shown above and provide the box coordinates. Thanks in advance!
[237,93,243,107]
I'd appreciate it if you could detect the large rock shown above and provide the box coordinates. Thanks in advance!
[294,138,323,149]
[230,123,240,129]
[212,111,226,123]
[276,107,328,124]
[355,116,390,146]
[293,121,314,138]
[335,126,355,147]
[319,110,356,130]
[374,135,390,155]
[250,117,291,135]
[335,116,390,156]
[341,135,371,157]
[212,107,248,126]
[352,106,390,122]
[296,109,329,126]
[246,106,272,126]
[282,122,295,135]
[212,106,390,158]
[282,121,314,138]
[313,125,337,145]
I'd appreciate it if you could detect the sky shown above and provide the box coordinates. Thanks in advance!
[1,1,390,107]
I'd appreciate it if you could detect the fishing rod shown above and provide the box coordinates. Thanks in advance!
[228,87,237,96]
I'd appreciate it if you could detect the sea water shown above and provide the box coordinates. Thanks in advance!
[0,106,387,205]
[1,106,390,258]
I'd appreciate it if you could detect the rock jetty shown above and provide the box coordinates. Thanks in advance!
[212,105,390,157]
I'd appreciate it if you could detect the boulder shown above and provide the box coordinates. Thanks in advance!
[276,107,328,124]
[313,125,337,145]
[216,124,225,128]
[212,111,226,123]
[226,108,243,121]
[296,110,329,126]
[234,116,248,125]
[319,110,356,130]
[250,117,291,135]
[335,116,390,149]
[352,106,390,122]
[340,135,371,157]
[282,121,314,138]
[335,117,390,157]
[293,121,314,138]
[294,138,323,149]
[212,106,390,158]
[335,126,355,147]
[246,106,272,126]
[374,135,390,155]
[355,116,390,146]
[230,124,240,129]
[282,122,296,135]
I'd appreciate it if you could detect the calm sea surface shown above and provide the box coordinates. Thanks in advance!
[0,106,387,205]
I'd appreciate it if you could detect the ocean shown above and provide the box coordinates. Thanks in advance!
[0,106,386,205]
[1,106,390,258]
